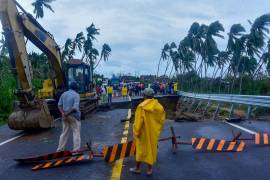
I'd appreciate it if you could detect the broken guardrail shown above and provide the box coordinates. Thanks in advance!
[178,91,270,120]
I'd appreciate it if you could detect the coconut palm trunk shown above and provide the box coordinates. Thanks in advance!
[156,56,162,78]
[164,57,171,76]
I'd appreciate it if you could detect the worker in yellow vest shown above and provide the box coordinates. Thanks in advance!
[122,85,128,99]
[130,88,166,176]
[107,85,113,104]
[173,82,178,94]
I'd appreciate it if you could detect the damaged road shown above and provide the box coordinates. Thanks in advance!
[0,96,270,180]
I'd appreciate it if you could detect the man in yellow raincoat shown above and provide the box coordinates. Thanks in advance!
[130,88,166,176]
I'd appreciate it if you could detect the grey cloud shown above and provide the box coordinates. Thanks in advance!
[1,0,269,77]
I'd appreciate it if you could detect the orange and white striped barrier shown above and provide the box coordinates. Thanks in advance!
[32,154,93,171]
[232,131,270,146]
[15,127,253,171]
[191,137,245,152]
[103,141,136,163]
[255,133,269,145]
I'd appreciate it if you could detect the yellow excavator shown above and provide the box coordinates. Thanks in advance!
[0,0,97,130]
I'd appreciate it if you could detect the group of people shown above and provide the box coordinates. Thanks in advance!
[151,82,178,95]
[95,81,178,104]
[95,82,146,103]
[127,83,145,96]
[95,84,113,103]
[56,81,166,176]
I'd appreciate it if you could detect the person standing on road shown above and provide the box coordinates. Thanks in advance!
[173,82,178,94]
[107,84,113,104]
[130,88,166,176]
[122,85,128,99]
[57,82,81,152]
[101,85,107,103]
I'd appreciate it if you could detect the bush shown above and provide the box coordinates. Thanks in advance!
[0,58,16,124]
[32,78,44,93]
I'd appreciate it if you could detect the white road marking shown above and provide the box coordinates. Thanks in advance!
[0,134,24,146]
[0,118,59,147]
[224,121,257,135]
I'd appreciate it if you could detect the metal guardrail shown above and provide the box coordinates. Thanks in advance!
[178,91,270,120]
[179,91,270,108]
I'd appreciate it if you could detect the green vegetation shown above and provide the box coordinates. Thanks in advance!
[159,14,270,95]
[0,56,16,124]
[0,37,50,125]
[0,0,55,125]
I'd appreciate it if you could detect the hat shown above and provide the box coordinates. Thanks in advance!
[142,88,154,97]
[69,81,79,90]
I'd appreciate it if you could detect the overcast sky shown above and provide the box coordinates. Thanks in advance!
[2,0,270,77]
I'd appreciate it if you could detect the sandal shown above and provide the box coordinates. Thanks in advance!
[129,167,141,174]
[146,169,153,176]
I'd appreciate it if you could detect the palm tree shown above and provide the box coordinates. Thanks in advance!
[193,21,224,92]
[61,38,73,61]
[177,41,195,90]
[195,24,208,72]
[86,23,100,41]
[230,14,270,93]
[157,14,270,94]
[83,24,100,78]
[72,32,85,53]
[238,56,257,93]
[169,50,180,77]
[192,24,208,91]
[87,47,99,80]
[80,23,100,61]
[248,14,270,78]
[94,43,111,69]
[186,22,201,70]
[164,42,177,76]
[87,48,99,64]
[182,23,208,91]
[226,24,246,92]
[216,51,230,93]
[157,43,170,77]
[32,0,55,19]
[265,48,270,75]
[204,21,224,77]
[252,40,270,78]
[248,13,270,55]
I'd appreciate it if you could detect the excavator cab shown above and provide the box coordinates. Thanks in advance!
[66,59,93,94]
[64,59,97,119]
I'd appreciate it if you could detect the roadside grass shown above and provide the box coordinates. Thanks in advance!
[0,113,8,126]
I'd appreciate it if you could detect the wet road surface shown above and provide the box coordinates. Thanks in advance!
[0,109,127,180]
[0,108,270,180]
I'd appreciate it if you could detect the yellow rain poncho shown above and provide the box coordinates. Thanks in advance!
[122,86,128,96]
[133,98,166,165]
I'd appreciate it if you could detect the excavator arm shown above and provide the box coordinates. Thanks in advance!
[0,0,65,130]
[19,13,65,88]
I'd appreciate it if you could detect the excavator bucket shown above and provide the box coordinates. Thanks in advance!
[8,100,54,130]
